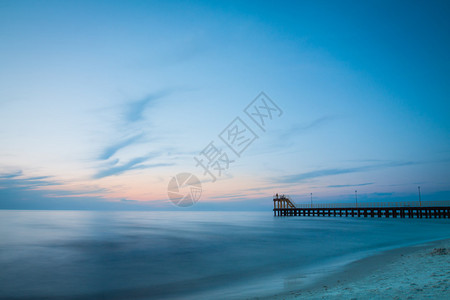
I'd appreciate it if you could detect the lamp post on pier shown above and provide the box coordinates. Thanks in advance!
[418,186,421,207]
[310,193,313,208]
[355,190,358,207]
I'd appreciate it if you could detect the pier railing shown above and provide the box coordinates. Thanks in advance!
[292,200,450,209]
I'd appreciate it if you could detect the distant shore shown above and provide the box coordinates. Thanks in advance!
[270,238,450,299]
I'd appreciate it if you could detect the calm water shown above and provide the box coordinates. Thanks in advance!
[0,210,449,299]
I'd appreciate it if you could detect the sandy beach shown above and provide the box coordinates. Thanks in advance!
[275,239,450,300]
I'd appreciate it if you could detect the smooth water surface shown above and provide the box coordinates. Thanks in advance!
[0,210,449,299]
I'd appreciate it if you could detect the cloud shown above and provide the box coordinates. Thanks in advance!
[372,192,393,196]
[208,193,248,200]
[293,115,337,131]
[0,173,162,210]
[125,91,169,122]
[0,174,60,188]
[279,161,415,183]
[94,156,150,179]
[43,188,109,197]
[0,170,23,179]
[243,184,289,193]
[327,182,374,188]
[280,115,338,140]
[99,134,144,160]
[120,198,139,203]
[94,154,172,179]
[134,162,174,170]
[280,167,365,183]
[92,90,177,178]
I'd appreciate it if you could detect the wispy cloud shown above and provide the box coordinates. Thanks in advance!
[372,192,393,196]
[0,174,60,188]
[0,170,23,179]
[0,173,155,210]
[243,184,288,192]
[94,154,172,179]
[327,182,374,188]
[279,161,415,183]
[92,90,176,179]
[94,156,150,179]
[99,134,144,160]
[280,167,365,183]
[280,115,338,140]
[293,115,337,131]
[125,91,169,123]
[208,193,248,200]
[135,162,174,170]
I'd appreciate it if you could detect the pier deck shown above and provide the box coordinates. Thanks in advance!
[273,195,450,218]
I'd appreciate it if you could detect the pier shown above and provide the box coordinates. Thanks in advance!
[273,195,450,218]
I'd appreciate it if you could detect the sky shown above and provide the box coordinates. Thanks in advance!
[0,0,449,210]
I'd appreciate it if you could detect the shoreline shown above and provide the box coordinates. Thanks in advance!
[268,238,450,299]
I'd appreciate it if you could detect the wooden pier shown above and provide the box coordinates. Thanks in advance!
[273,195,450,218]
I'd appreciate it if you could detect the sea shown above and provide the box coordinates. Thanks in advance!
[0,210,449,299]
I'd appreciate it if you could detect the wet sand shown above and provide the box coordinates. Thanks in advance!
[270,238,450,300]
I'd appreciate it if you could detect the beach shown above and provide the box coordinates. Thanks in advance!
[276,239,450,300]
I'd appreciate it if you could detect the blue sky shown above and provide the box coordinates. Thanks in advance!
[0,0,449,210]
